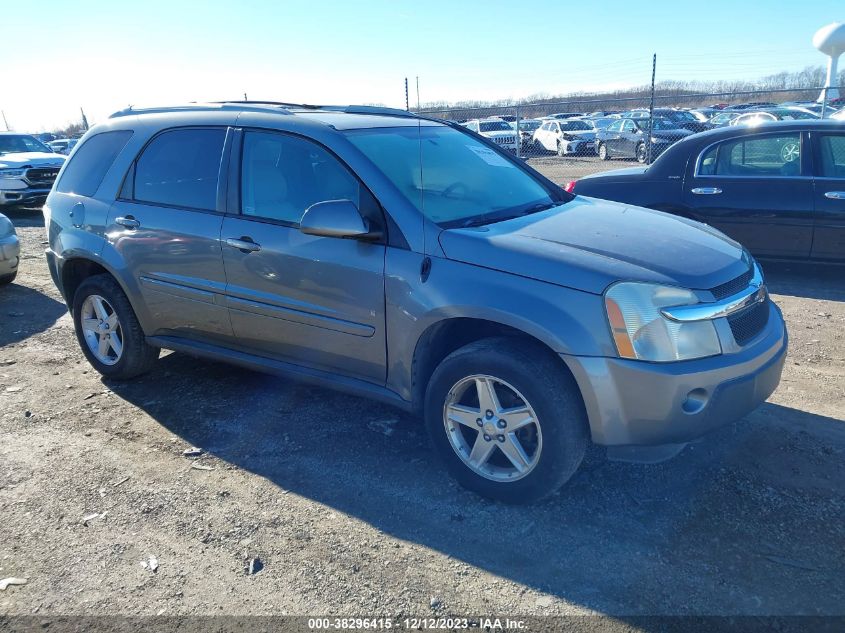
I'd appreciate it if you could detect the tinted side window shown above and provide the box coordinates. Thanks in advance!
[818,135,845,178]
[56,131,133,197]
[133,128,225,210]
[700,134,801,177]
[240,131,360,224]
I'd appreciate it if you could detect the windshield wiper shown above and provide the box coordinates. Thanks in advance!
[458,201,557,228]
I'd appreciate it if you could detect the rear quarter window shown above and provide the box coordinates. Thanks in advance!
[55,130,133,197]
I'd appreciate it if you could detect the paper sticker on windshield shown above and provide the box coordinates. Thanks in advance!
[466,145,514,167]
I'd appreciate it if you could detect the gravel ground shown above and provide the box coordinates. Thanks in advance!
[0,208,843,620]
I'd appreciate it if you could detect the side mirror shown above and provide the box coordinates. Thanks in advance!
[299,199,377,239]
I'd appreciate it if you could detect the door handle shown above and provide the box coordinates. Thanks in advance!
[824,191,845,200]
[115,215,140,229]
[691,187,723,195]
[225,237,261,253]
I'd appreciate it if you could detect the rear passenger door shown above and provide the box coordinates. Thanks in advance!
[683,131,813,259]
[106,127,234,343]
[602,120,622,154]
[220,129,387,383]
[619,120,638,157]
[811,132,845,260]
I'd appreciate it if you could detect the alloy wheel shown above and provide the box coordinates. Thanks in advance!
[442,375,543,482]
[80,294,124,365]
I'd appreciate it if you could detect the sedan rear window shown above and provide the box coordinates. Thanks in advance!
[698,134,801,177]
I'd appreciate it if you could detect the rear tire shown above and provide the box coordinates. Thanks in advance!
[636,142,647,164]
[598,143,610,160]
[424,337,589,504]
[556,141,566,157]
[72,274,159,380]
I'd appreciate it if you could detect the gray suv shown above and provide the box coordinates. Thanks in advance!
[44,102,788,503]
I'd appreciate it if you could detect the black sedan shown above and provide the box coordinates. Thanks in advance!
[596,117,692,163]
[571,120,845,261]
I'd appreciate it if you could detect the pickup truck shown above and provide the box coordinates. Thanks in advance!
[0,132,66,207]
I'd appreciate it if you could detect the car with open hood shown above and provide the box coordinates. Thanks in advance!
[44,101,787,503]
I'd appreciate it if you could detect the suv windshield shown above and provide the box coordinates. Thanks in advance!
[0,134,53,155]
[345,125,568,227]
[478,121,513,132]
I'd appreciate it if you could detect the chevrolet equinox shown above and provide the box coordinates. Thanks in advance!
[44,102,788,503]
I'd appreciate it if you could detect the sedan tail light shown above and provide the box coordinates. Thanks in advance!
[564,181,577,193]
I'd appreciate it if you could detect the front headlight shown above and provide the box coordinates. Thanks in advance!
[605,282,722,361]
[0,215,15,238]
[0,169,25,178]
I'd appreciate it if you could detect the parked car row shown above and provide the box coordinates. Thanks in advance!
[461,99,841,162]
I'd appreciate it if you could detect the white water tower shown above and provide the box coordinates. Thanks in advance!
[814,22,845,101]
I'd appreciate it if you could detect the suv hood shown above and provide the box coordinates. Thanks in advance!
[438,196,749,294]
[0,152,66,168]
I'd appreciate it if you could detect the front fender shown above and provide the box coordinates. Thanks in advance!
[384,249,613,402]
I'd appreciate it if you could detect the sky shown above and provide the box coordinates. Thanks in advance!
[2,0,843,131]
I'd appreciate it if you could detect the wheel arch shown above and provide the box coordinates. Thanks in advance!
[59,252,152,334]
[409,317,580,416]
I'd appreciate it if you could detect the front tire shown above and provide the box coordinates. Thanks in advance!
[598,143,610,160]
[424,337,588,504]
[72,274,159,379]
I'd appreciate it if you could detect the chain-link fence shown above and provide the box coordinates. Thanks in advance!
[416,86,844,185]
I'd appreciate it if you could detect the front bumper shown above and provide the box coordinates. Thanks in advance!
[560,139,596,155]
[0,184,52,206]
[0,233,21,277]
[563,301,787,446]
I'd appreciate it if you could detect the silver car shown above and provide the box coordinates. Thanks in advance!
[43,102,787,503]
[0,212,20,284]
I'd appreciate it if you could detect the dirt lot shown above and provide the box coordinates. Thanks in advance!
[1,208,844,621]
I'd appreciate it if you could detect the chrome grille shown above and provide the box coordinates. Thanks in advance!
[711,268,754,300]
[24,167,61,188]
[728,300,769,346]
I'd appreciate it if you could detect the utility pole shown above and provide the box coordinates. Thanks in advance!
[416,76,420,110]
[405,77,409,111]
[1,110,8,131]
[646,54,656,164]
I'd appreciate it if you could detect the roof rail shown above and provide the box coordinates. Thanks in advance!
[109,101,422,120]
[109,102,296,119]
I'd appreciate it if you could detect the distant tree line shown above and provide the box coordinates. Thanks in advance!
[416,65,845,120]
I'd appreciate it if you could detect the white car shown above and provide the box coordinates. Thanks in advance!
[532,119,596,156]
[463,119,518,152]
[0,133,66,207]
[48,138,79,155]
